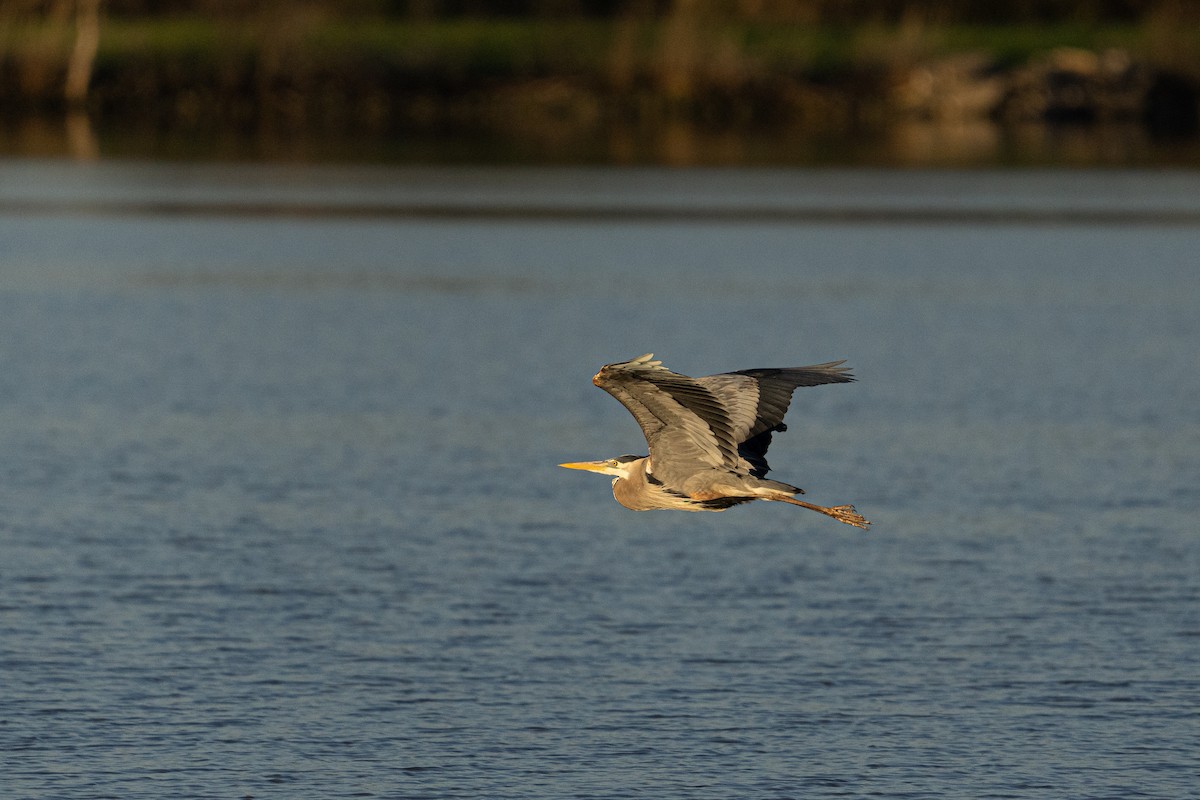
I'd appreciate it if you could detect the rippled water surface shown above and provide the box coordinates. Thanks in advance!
[2,162,1198,798]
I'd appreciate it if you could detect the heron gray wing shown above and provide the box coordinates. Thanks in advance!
[696,361,854,477]
[592,354,742,485]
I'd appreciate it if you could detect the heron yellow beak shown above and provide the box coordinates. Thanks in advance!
[558,460,608,473]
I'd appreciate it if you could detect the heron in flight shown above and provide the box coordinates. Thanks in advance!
[559,354,869,529]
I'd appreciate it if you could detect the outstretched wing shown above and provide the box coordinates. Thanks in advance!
[695,361,854,477]
[591,354,741,487]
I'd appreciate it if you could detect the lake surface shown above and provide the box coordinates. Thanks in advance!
[2,162,1198,798]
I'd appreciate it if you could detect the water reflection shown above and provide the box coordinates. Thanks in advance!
[64,110,100,161]
[4,111,1200,167]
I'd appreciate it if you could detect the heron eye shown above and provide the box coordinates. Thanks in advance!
[606,459,618,467]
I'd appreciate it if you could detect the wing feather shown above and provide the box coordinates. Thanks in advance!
[593,354,856,484]
[592,354,741,486]
[696,361,854,477]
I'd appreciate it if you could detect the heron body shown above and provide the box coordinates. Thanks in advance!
[560,354,869,529]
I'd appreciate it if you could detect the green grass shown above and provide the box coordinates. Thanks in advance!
[92,17,614,77]
[13,16,1200,81]
[95,18,238,59]
[935,23,1143,65]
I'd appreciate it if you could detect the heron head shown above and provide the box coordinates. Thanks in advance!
[558,454,642,479]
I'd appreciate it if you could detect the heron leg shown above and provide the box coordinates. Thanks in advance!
[773,495,870,529]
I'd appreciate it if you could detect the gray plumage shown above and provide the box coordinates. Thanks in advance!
[559,354,869,529]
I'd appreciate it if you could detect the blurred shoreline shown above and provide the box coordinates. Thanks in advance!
[3,9,1199,166]
[7,112,1200,168]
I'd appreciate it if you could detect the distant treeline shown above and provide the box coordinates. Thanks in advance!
[66,0,1200,23]
[2,0,1198,139]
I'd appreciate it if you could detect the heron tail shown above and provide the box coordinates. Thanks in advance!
[752,477,805,495]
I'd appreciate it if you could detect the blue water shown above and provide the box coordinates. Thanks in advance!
[2,162,1198,798]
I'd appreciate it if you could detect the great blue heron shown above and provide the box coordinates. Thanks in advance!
[559,354,869,529]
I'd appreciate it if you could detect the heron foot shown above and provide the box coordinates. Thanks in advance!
[771,495,871,529]
[827,504,870,530]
